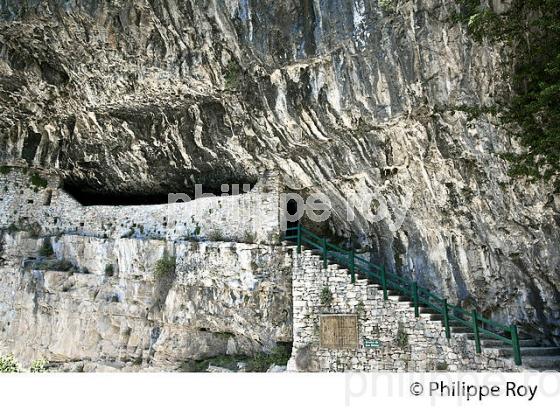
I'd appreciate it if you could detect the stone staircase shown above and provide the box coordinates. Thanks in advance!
[301,247,560,371]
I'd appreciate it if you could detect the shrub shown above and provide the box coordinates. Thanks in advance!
[320,287,333,305]
[193,224,201,236]
[207,230,225,241]
[154,252,176,277]
[379,0,395,13]
[39,240,54,257]
[30,358,48,373]
[180,344,292,373]
[245,345,292,372]
[0,165,11,175]
[224,59,243,89]
[31,258,74,271]
[454,0,560,189]
[396,322,408,349]
[0,354,20,373]
[356,301,365,316]
[29,173,48,189]
[435,361,448,371]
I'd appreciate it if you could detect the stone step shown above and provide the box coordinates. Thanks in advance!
[451,326,474,333]
[425,317,465,327]
[462,333,533,341]
[498,347,560,357]
[388,295,412,302]
[482,339,539,348]
[418,306,440,314]
[521,355,560,371]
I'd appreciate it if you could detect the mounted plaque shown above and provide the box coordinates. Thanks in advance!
[319,314,358,349]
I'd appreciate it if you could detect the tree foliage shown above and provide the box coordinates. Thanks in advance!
[456,0,560,189]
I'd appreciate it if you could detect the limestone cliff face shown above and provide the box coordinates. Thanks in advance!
[0,1,558,343]
[0,232,292,370]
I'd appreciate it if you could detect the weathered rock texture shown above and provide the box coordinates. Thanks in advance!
[0,1,558,345]
[0,168,282,243]
[0,231,293,371]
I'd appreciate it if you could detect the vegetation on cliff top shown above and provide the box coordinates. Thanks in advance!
[455,0,560,190]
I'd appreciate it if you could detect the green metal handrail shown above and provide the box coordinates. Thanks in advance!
[285,225,522,365]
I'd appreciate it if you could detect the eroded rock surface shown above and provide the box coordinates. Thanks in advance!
[0,1,558,344]
[0,232,293,370]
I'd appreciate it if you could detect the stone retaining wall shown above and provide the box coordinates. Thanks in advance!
[287,250,517,372]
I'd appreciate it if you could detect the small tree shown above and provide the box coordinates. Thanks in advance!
[154,252,176,277]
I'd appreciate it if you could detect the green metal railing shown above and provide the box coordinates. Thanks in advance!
[285,225,522,366]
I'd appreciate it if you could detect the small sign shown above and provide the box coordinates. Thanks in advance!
[363,338,381,349]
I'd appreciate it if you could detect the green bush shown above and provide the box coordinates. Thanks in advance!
[0,165,11,175]
[31,258,74,271]
[455,0,560,189]
[39,240,54,257]
[0,354,20,373]
[435,361,449,371]
[245,345,292,372]
[30,358,48,373]
[320,287,333,305]
[179,344,292,372]
[29,173,48,189]
[224,59,243,89]
[154,252,176,277]
[207,230,225,241]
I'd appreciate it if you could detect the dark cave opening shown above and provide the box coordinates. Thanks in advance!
[286,198,300,230]
[63,178,258,206]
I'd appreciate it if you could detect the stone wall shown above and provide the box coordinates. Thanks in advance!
[287,250,517,372]
[0,231,293,371]
[0,167,281,244]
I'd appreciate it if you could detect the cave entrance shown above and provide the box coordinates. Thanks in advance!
[63,178,257,206]
[286,198,300,230]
